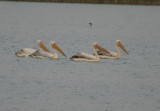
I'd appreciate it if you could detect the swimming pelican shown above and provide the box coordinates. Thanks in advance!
[97,40,129,59]
[29,41,66,59]
[70,42,108,62]
[15,40,49,57]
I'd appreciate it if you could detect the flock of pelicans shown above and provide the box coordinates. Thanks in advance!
[15,40,129,62]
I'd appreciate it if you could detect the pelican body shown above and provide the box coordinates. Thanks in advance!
[70,42,108,62]
[15,40,49,57]
[97,40,129,59]
[29,41,66,59]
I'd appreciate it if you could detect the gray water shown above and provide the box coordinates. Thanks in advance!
[0,1,160,111]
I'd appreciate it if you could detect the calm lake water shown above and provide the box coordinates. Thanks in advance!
[0,1,160,111]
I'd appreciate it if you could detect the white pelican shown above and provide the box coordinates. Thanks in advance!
[15,40,49,57]
[70,42,108,62]
[29,41,66,59]
[97,40,129,59]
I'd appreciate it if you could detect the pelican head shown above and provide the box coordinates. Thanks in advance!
[50,41,66,57]
[37,40,49,52]
[93,42,108,53]
[116,40,129,55]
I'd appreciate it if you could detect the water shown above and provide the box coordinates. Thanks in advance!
[0,1,160,111]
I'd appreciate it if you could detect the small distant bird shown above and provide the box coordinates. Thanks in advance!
[89,23,92,27]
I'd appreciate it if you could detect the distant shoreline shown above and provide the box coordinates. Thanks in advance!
[1,0,160,5]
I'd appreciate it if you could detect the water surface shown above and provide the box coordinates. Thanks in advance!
[0,2,160,111]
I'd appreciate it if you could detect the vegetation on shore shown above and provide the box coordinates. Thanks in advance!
[1,0,160,5]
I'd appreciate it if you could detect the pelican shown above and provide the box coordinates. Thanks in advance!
[70,42,108,62]
[29,41,66,59]
[97,40,129,59]
[15,40,49,57]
